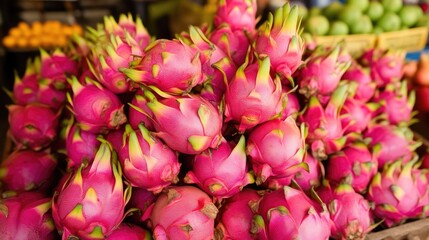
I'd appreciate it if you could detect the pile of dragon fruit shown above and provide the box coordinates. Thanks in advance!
[1,1,429,239]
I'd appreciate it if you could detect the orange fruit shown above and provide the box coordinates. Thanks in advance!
[31,21,43,35]
[2,36,16,48]
[28,38,41,48]
[16,38,28,48]
[9,27,21,37]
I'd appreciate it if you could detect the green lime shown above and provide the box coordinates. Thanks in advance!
[308,7,322,17]
[338,5,363,27]
[378,12,401,32]
[399,5,423,27]
[382,0,403,13]
[366,1,384,22]
[346,0,369,12]
[351,15,373,34]
[416,14,429,27]
[305,15,330,36]
[322,1,343,21]
[328,21,349,35]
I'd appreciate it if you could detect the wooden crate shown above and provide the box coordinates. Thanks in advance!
[314,33,377,57]
[367,218,429,240]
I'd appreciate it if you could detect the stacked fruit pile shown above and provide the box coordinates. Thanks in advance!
[304,0,429,36]
[1,1,428,239]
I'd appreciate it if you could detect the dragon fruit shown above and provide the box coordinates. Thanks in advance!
[280,89,300,120]
[364,123,420,169]
[326,141,378,193]
[185,135,254,200]
[128,90,155,130]
[68,76,127,134]
[215,189,261,240]
[0,191,57,240]
[209,23,250,66]
[52,142,131,239]
[65,121,100,169]
[0,149,57,192]
[143,186,218,240]
[120,39,202,95]
[359,48,404,88]
[40,48,78,80]
[106,223,151,240]
[317,182,373,239]
[141,90,222,154]
[372,81,415,125]
[412,168,429,218]
[341,63,376,102]
[127,187,157,222]
[367,159,421,227]
[340,96,376,134]
[255,4,304,79]
[251,186,331,240]
[8,103,60,150]
[247,117,306,184]
[298,45,351,101]
[224,57,284,132]
[300,83,349,160]
[214,0,257,33]
[293,152,323,192]
[118,124,181,193]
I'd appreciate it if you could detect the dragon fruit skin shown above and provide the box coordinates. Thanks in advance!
[224,57,284,132]
[128,90,155,131]
[214,0,257,33]
[280,89,300,120]
[127,187,157,222]
[40,49,78,80]
[0,149,57,192]
[412,169,429,218]
[340,97,375,134]
[364,124,418,170]
[143,186,218,240]
[215,189,261,240]
[367,160,421,227]
[298,45,351,100]
[118,124,181,193]
[142,90,222,154]
[8,104,60,151]
[293,152,323,192]
[300,84,349,160]
[326,141,378,193]
[342,63,376,102]
[106,224,151,240]
[120,39,202,95]
[69,77,127,134]
[65,123,100,169]
[52,142,130,239]
[252,186,331,240]
[317,182,373,239]
[247,117,306,184]
[359,49,404,88]
[185,136,254,200]
[209,24,250,66]
[255,4,304,79]
[372,81,415,125]
[0,191,57,240]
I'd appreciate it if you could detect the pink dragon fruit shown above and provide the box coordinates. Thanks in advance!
[215,188,261,240]
[298,45,351,101]
[340,96,376,134]
[326,141,378,193]
[359,48,404,88]
[300,83,349,160]
[120,39,202,95]
[143,186,218,240]
[317,182,373,239]
[0,149,57,192]
[293,152,323,192]
[184,26,237,104]
[52,142,131,239]
[372,81,415,125]
[0,191,57,240]
[185,136,254,200]
[65,121,100,169]
[118,124,181,193]
[68,76,127,134]
[412,168,429,218]
[214,0,257,33]
[247,117,306,184]
[367,160,421,227]
[280,89,300,120]
[40,48,78,80]
[127,187,157,222]
[128,90,155,130]
[251,186,331,240]
[421,153,429,169]
[140,90,222,154]
[106,223,151,240]
[341,63,376,102]
[364,123,420,169]
[8,103,60,150]
[255,4,304,79]
[224,57,284,132]
[209,23,251,66]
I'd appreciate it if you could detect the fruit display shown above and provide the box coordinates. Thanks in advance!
[304,0,428,36]
[2,20,83,49]
[1,0,429,239]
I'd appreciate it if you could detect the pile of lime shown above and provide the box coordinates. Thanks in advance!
[301,0,429,36]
